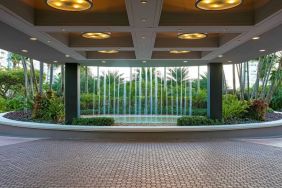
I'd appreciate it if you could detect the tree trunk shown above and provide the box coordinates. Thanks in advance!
[251,60,261,99]
[39,62,44,95]
[30,59,39,94]
[21,56,29,113]
[246,61,250,100]
[232,64,236,94]
[85,66,88,93]
[197,66,200,92]
[49,64,53,91]
[61,64,65,96]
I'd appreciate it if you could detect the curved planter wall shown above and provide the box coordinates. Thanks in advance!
[0,113,282,140]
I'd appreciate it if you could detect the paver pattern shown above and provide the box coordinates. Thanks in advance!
[0,138,282,188]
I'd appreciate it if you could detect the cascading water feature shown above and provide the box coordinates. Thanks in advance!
[150,68,153,115]
[154,70,158,114]
[134,69,137,115]
[97,67,101,115]
[103,73,106,114]
[117,77,120,114]
[108,72,111,114]
[85,66,200,123]
[139,68,142,115]
[123,79,127,114]
[113,75,116,115]
[144,68,148,115]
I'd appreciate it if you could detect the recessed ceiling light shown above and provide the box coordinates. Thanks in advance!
[141,35,146,39]
[183,60,188,63]
[142,60,147,63]
[98,50,119,54]
[53,60,58,63]
[65,54,70,58]
[102,60,106,63]
[21,49,28,53]
[178,33,207,40]
[228,60,232,63]
[252,36,260,40]
[218,55,223,58]
[30,37,37,41]
[82,32,111,39]
[259,49,266,52]
[169,50,190,54]
[46,0,93,11]
[47,40,51,43]
[195,0,242,11]
[141,18,147,22]
[140,0,148,4]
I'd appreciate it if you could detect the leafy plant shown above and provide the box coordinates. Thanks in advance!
[72,117,114,126]
[193,89,207,108]
[246,99,268,121]
[223,94,249,120]
[177,116,220,126]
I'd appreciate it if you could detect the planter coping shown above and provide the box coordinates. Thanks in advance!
[1,112,282,133]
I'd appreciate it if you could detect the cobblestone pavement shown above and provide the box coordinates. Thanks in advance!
[0,138,282,188]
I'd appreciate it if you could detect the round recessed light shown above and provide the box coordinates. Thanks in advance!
[30,37,37,41]
[102,60,106,63]
[195,0,242,11]
[252,36,260,40]
[218,55,223,58]
[141,18,147,22]
[170,50,190,54]
[259,49,266,52]
[228,60,232,63]
[183,60,188,63]
[142,60,147,63]
[46,0,93,11]
[98,50,119,54]
[141,35,146,39]
[178,33,207,40]
[21,49,28,53]
[82,32,111,39]
[65,54,70,58]
[140,0,148,4]
[53,60,58,63]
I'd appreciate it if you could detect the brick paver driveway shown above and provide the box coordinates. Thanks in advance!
[0,137,281,188]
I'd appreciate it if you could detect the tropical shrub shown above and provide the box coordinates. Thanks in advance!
[192,108,207,116]
[0,97,6,112]
[32,92,64,123]
[177,116,220,126]
[246,99,268,121]
[80,93,94,110]
[72,117,114,126]
[270,89,282,111]
[193,89,207,108]
[223,94,249,120]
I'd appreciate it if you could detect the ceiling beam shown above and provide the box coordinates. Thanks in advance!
[125,0,163,59]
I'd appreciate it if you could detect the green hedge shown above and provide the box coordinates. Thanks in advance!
[177,116,221,126]
[72,117,115,126]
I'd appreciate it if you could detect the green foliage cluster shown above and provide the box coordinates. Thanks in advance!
[270,89,282,111]
[32,92,64,123]
[72,117,114,126]
[177,116,221,126]
[246,99,268,121]
[193,89,207,108]
[223,94,249,120]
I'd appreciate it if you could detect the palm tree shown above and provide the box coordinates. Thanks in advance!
[8,53,21,69]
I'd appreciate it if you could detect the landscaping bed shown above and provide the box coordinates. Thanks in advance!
[3,111,282,126]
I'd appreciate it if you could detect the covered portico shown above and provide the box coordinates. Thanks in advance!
[0,0,281,123]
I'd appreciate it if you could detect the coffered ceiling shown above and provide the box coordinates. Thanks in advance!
[0,0,281,67]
